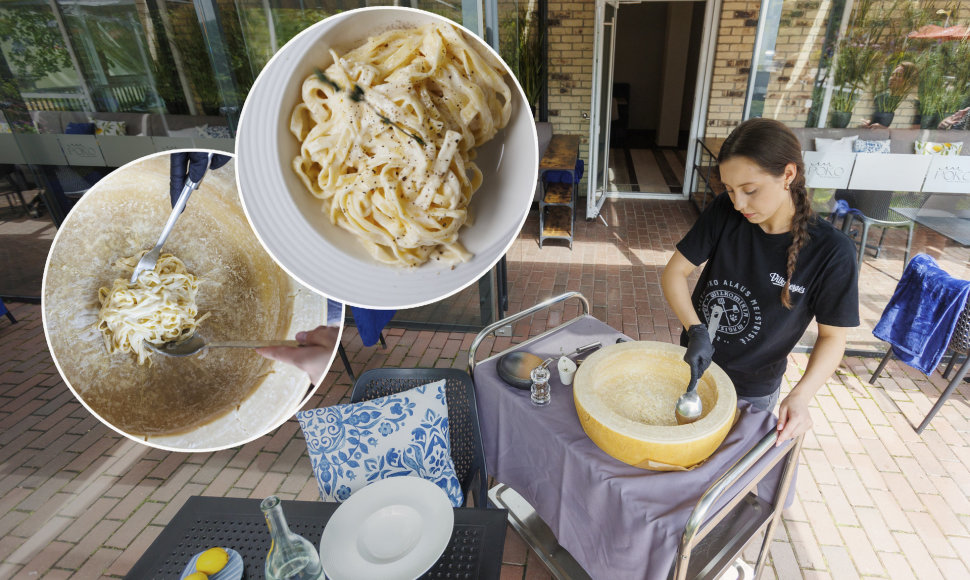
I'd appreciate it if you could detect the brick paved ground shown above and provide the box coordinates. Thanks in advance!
[3,199,970,578]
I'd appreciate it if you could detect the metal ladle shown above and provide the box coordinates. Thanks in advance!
[675,305,723,425]
[145,334,301,357]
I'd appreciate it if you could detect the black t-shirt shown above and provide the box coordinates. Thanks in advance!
[676,193,860,397]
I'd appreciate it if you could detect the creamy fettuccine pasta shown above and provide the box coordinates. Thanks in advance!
[290,22,512,267]
[97,252,210,365]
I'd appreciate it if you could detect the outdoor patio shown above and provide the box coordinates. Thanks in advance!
[3,197,970,578]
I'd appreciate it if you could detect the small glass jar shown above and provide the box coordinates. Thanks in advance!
[530,365,551,406]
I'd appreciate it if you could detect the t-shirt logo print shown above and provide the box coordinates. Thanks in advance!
[768,272,806,294]
[700,279,764,345]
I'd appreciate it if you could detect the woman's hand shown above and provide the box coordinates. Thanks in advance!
[775,324,848,446]
[684,323,714,382]
[776,388,813,446]
[938,107,969,130]
[256,325,340,385]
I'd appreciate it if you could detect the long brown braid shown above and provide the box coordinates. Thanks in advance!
[717,118,816,309]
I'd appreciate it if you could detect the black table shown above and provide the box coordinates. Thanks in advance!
[126,496,508,580]
[893,207,970,246]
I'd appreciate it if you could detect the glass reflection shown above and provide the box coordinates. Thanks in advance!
[748,0,969,132]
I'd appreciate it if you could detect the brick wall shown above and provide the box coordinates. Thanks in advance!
[543,0,754,144]
[541,0,954,159]
[705,1,759,138]
[541,0,762,141]
[546,0,595,176]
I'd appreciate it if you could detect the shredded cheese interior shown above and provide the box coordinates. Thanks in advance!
[290,21,512,267]
[97,252,210,365]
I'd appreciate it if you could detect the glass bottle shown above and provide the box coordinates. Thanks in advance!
[261,495,326,580]
[531,365,551,406]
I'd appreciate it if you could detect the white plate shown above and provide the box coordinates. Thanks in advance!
[319,476,455,580]
[235,6,538,309]
[179,547,244,580]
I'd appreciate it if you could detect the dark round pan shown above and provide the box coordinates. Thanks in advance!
[497,351,545,390]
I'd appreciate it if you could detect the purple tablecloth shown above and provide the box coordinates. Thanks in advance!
[473,315,788,580]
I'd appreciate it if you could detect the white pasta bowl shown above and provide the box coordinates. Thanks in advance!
[236,6,539,309]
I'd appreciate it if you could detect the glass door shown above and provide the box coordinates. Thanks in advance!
[587,0,618,219]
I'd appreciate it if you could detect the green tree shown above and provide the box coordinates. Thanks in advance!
[0,8,71,82]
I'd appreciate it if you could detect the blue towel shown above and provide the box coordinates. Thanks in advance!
[832,198,862,218]
[351,307,396,347]
[873,254,970,374]
[326,299,343,326]
[544,159,584,184]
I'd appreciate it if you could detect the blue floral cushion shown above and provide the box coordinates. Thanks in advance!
[296,379,463,506]
[852,139,891,154]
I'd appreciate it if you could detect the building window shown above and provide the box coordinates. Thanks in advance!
[746,0,969,131]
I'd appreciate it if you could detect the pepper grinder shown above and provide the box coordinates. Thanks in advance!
[530,365,551,406]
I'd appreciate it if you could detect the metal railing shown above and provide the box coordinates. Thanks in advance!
[22,79,153,112]
[21,92,88,112]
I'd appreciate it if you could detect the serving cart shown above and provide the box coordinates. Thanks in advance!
[468,292,803,580]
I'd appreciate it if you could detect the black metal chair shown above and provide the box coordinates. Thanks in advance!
[350,368,489,508]
[0,165,32,217]
[835,190,928,273]
[871,303,970,434]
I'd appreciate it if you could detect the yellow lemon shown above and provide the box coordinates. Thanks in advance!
[196,547,229,575]
[185,573,208,580]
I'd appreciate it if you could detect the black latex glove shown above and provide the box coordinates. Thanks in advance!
[684,323,714,386]
[169,152,231,207]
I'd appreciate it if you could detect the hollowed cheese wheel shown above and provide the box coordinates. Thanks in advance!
[573,341,736,470]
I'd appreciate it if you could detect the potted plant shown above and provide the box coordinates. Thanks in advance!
[828,0,887,128]
[861,0,927,127]
[498,6,545,118]
[830,43,881,127]
[829,91,858,128]
[915,45,969,128]
[828,0,937,129]
[516,6,544,117]
[916,50,943,127]
[907,5,970,128]
[868,55,919,127]
[941,41,970,119]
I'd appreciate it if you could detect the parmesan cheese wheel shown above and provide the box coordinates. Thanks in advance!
[573,341,736,470]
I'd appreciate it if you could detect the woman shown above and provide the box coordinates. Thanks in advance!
[661,118,859,446]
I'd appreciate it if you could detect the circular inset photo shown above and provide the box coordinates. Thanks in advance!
[42,151,343,452]
[236,6,539,310]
